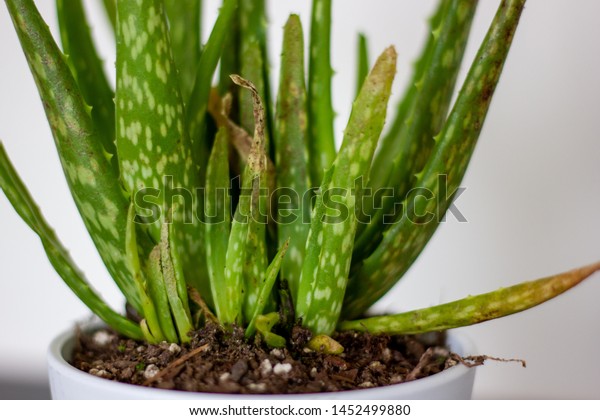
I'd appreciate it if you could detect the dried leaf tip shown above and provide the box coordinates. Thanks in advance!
[229,74,267,174]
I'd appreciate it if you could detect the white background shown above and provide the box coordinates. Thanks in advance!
[1,0,599,399]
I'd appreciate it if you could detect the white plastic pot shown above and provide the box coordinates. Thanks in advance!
[48,326,476,400]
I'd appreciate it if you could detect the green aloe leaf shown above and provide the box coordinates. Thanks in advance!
[238,40,269,148]
[255,312,286,348]
[0,142,142,340]
[355,32,370,99]
[205,127,231,321]
[116,0,189,236]
[274,15,311,302]
[5,0,140,311]
[340,262,600,334]
[145,245,178,343]
[295,165,334,322]
[299,47,397,335]
[164,0,202,103]
[354,0,478,260]
[238,0,272,152]
[159,222,193,343]
[307,0,336,186]
[186,0,238,176]
[368,0,448,188]
[218,6,240,97]
[344,0,527,319]
[125,203,164,343]
[115,0,211,307]
[229,76,270,323]
[221,75,269,325]
[245,239,290,338]
[56,0,116,159]
[101,0,116,34]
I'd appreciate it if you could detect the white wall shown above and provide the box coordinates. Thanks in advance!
[1,0,599,398]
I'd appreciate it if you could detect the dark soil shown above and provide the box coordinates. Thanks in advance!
[71,323,462,395]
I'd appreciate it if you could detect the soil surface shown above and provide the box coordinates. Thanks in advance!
[71,323,462,395]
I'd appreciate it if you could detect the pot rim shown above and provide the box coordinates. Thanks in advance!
[48,323,476,399]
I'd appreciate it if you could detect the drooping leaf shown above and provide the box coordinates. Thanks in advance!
[340,262,600,334]
[0,142,142,340]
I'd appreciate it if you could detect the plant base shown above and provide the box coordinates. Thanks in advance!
[48,323,476,399]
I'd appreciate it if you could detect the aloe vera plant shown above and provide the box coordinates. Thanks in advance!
[1,0,598,356]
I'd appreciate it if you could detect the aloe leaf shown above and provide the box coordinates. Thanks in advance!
[255,313,286,348]
[220,75,268,325]
[299,48,397,335]
[242,174,269,322]
[368,0,449,188]
[238,40,268,146]
[354,0,477,260]
[56,0,116,159]
[5,0,140,311]
[145,246,178,343]
[208,90,276,191]
[0,143,142,340]
[307,0,336,186]
[295,166,334,321]
[164,0,202,103]
[344,0,527,319]
[355,33,370,99]
[101,0,116,34]
[340,262,600,334]
[222,197,247,325]
[116,0,189,236]
[115,0,212,306]
[218,6,240,97]
[125,203,164,342]
[246,239,290,338]
[274,15,311,301]
[159,222,193,343]
[239,0,272,151]
[229,76,269,323]
[205,127,231,321]
[186,0,238,175]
